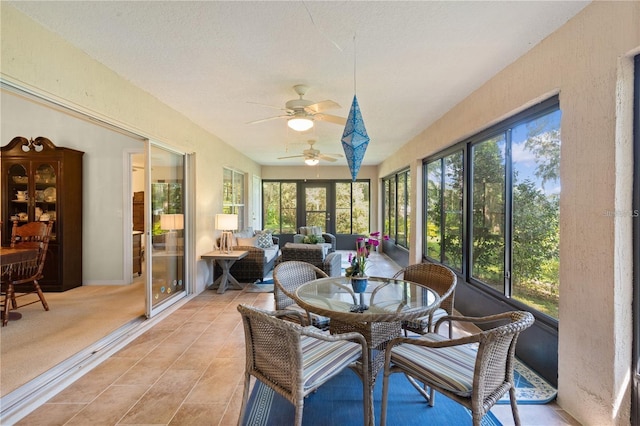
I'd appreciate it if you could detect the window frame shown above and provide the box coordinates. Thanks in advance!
[423,96,561,324]
[262,179,370,234]
[223,167,246,230]
[382,168,411,249]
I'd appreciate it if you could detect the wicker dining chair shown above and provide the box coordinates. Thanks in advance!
[236,304,369,426]
[2,220,53,326]
[273,260,331,330]
[393,263,457,338]
[380,311,535,426]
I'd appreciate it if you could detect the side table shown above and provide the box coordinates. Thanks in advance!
[201,250,249,293]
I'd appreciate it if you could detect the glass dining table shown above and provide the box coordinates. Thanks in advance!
[294,275,441,426]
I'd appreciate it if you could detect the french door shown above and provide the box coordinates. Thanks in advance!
[145,141,190,317]
[301,182,334,233]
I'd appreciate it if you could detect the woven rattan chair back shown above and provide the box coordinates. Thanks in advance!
[393,263,456,336]
[381,310,535,426]
[236,304,368,426]
[393,263,456,316]
[273,261,327,310]
[2,221,53,326]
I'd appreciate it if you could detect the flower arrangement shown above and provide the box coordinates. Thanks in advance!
[345,238,369,277]
[345,232,389,278]
[365,231,389,252]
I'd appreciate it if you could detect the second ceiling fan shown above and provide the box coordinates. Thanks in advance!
[278,140,343,165]
[248,84,347,131]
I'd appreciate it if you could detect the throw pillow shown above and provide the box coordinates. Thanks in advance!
[237,236,258,247]
[256,232,273,248]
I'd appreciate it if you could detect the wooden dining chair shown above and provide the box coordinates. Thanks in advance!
[1,220,53,326]
[272,260,332,330]
[393,262,457,338]
[237,304,369,426]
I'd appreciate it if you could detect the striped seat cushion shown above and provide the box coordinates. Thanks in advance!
[390,333,478,396]
[404,307,447,331]
[283,303,330,328]
[300,336,361,391]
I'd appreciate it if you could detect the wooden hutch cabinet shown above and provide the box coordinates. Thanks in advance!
[1,136,84,292]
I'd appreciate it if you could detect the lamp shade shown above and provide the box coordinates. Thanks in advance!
[215,213,238,231]
[160,213,184,231]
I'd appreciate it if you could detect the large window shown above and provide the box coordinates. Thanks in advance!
[223,168,245,230]
[262,181,297,233]
[263,180,369,234]
[383,169,410,249]
[425,150,464,270]
[424,97,561,319]
[336,181,370,234]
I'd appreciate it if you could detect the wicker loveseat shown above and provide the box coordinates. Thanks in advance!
[214,231,279,283]
[293,226,336,253]
[280,242,342,277]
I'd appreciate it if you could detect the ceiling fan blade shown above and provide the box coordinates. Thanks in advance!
[324,152,344,158]
[306,100,341,114]
[314,113,347,125]
[247,101,293,113]
[277,154,305,159]
[318,154,338,162]
[247,115,289,125]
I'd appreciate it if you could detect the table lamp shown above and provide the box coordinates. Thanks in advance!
[160,213,184,253]
[215,213,238,253]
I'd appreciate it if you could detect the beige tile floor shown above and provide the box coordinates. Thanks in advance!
[17,253,579,426]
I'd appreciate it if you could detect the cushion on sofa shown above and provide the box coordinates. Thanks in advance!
[263,246,279,263]
[236,236,258,247]
[256,232,273,248]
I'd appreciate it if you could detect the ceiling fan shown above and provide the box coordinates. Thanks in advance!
[278,140,343,165]
[248,84,347,131]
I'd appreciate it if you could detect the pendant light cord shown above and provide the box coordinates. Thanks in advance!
[353,33,357,94]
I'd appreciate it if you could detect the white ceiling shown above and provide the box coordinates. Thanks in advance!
[9,1,589,166]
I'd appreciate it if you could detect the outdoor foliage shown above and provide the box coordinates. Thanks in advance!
[425,108,561,319]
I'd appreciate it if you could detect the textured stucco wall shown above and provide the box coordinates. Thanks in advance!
[1,4,262,294]
[379,2,639,424]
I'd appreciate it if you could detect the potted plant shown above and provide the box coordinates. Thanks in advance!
[345,238,369,293]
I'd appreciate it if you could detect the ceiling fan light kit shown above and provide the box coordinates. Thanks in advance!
[277,140,343,166]
[287,116,314,131]
[249,84,346,131]
[304,158,320,166]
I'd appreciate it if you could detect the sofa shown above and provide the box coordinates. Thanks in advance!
[280,242,342,277]
[293,226,336,253]
[214,230,279,283]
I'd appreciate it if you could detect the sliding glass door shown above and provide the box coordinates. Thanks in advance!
[145,142,188,317]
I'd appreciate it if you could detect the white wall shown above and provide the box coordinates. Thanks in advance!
[1,89,143,284]
[1,4,262,294]
[379,2,640,424]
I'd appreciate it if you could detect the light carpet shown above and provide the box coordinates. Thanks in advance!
[0,282,144,396]
[242,368,501,426]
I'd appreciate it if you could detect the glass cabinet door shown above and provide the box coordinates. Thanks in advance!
[34,163,57,237]
[8,163,30,223]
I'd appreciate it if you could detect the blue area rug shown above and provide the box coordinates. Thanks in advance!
[241,369,502,426]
